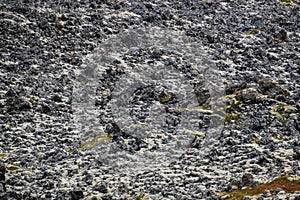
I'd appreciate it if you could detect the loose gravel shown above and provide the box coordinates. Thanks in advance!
[0,0,300,199]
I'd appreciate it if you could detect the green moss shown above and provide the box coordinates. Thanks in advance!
[6,165,20,171]
[136,194,149,200]
[187,104,212,111]
[159,93,172,103]
[25,97,37,103]
[272,135,284,141]
[226,99,242,110]
[0,9,12,14]
[280,0,295,5]
[225,113,239,123]
[78,133,112,150]
[68,133,112,153]
[5,164,35,171]
[270,103,297,121]
[67,133,112,153]
[196,104,212,110]
[245,29,262,35]
[270,109,283,120]
[252,137,260,143]
[179,104,212,112]
[220,175,300,200]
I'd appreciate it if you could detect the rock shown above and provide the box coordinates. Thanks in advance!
[0,162,5,199]
[258,78,289,97]
[225,81,248,95]
[235,88,260,103]
[241,174,257,188]
[194,82,210,105]
[0,162,5,182]
[94,182,108,193]
[69,190,84,200]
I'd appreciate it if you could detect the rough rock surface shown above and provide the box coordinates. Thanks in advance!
[0,0,300,199]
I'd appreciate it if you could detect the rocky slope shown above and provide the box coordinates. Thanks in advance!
[0,0,300,199]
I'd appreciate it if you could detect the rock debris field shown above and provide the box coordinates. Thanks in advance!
[0,0,300,199]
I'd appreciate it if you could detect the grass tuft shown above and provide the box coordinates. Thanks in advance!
[220,175,300,200]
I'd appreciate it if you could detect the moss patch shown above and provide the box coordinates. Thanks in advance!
[280,0,295,5]
[245,29,262,35]
[252,137,260,143]
[159,93,172,103]
[225,113,240,123]
[220,175,300,200]
[272,135,284,141]
[270,103,297,121]
[68,133,113,153]
[136,194,149,200]
[5,164,21,171]
[179,104,212,112]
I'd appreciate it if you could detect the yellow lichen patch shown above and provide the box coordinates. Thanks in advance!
[272,135,284,141]
[225,113,239,123]
[273,36,286,43]
[245,29,262,36]
[180,104,212,113]
[220,175,300,200]
[189,104,212,110]
[5,164,35,171]
[136,194,149,200]
[4,124,11,129]
[281,104,297,113]
[0,153,7,157]
[5,164,21,171]
[0,10,13,15]
[101,89,111,95]
[195,104,212,110]
[280,0,295,5]
[252,137,260,143]
[191,131,206,138]
[78,133,112,150]
[159,93,172,103]
[270,109,284,120]
[25,97,37,103]
[270,103,297,120]
[226,99,242,110]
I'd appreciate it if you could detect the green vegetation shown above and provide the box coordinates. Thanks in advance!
[280,0,295,5]
[136,194,149,200]
[68,133,113,153]
[25,97,37,103]
[220,175,300,200]
[5,165,21,171]
[252,137,260,143]
[245,29,262,35]
[159,93,172,103]
[77,133,113,150]
[5,164,36,171]
[272,135,284,141]
[225,113,240,123]
[270,103,297,121]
